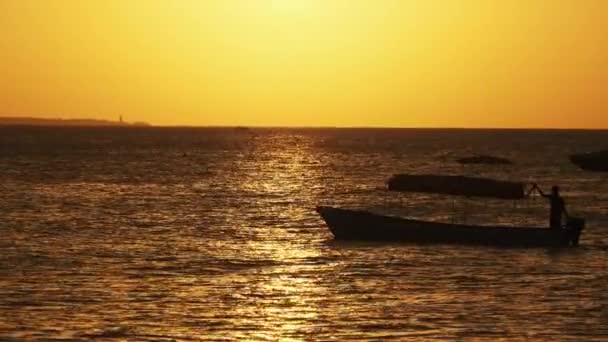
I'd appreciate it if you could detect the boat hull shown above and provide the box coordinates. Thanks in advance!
[317,206,583,247]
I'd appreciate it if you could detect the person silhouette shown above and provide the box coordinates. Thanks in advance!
[532,184,568,229]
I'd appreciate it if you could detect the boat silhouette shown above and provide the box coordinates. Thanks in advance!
[317,175,585,247]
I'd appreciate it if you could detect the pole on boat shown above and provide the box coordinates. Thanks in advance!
[451,198,456,224]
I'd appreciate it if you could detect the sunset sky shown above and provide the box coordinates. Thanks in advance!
[1,0,607,127]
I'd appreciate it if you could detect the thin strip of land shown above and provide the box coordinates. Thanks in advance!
[0,117,149,127]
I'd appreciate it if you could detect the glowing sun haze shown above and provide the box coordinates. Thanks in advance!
[1,0,607,127]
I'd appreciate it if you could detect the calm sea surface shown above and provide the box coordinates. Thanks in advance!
[1,127,607,341]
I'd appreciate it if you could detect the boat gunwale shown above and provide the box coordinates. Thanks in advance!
[316,205,548,232]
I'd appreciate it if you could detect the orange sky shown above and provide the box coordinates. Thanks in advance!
[1,0,607,127]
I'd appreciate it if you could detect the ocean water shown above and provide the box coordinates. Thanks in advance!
[1,126,607,341]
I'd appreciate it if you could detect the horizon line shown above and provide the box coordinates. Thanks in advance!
[1,116,607,130]
[156,124,608,130]
[2,123,608,130]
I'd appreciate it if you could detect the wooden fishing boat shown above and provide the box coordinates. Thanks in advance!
[387,174,524,199]
[317,206,584,247]
[317,175,585,247]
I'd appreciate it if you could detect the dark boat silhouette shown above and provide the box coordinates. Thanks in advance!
[317,175,585,247]
[387,174,523,199]
[570,150,608,172]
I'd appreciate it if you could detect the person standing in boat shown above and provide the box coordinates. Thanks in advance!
[532,184,569,229]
